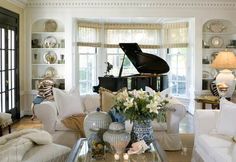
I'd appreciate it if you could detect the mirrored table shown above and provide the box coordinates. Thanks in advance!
[67,138,168,162]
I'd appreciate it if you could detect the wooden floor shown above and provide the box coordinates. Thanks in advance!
[2,116,42,135]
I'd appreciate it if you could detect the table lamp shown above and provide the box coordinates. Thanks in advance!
[211,51,236,99]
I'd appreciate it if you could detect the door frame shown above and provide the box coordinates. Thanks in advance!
[0,7,20,120]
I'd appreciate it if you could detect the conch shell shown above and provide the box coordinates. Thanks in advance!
[127,140,149,155]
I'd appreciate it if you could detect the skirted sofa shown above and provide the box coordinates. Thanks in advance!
[35,90,186,150]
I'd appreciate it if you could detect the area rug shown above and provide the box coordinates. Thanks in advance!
[165,133,194,162]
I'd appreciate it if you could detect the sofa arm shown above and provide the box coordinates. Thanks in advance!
[194,109,220,137]
[166,98,186,134]
[34,101,58,133]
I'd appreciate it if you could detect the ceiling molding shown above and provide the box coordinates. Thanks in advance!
[7,0,27,8]
[26,0,236,9]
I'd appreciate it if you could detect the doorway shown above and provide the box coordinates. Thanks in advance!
[0,7,20,120]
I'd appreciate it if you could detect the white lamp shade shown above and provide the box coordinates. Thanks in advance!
[215,69,236,98]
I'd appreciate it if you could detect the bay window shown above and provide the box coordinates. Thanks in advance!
[77,21,189,97]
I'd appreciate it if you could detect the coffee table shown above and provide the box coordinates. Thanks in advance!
[67,138,168,162]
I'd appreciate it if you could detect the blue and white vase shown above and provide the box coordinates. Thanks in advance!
[130,119,154,145]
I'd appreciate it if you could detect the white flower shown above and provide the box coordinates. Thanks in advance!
[147,100,159,114]
[117,89,129,101]
[124,97,134,111]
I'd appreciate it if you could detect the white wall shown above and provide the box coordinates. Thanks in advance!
[7,0,236,115]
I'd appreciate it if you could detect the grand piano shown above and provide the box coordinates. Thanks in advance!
[93,43,170,92]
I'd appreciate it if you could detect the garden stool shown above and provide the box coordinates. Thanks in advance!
[0,113,12,136]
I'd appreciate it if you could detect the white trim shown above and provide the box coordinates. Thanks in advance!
[7,0,26,8]
[26,0,236,9]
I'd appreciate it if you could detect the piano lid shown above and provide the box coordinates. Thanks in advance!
[119,43,170,74]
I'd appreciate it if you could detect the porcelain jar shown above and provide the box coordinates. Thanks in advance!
[103,122,130,154]
[84,108,112,138]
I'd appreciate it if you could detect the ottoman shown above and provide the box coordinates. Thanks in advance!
[0,113,12,136]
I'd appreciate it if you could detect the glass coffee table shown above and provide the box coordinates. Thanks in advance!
[67,138,168,162]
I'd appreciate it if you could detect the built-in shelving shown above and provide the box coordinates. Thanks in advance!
[31,19,66,90]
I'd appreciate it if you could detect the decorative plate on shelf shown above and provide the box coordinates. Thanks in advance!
[43,36,57,48]
[207,21,226,33]
[202,71,211,79]
[43,51,57,64]
[44,20,58,32]
[44,67,57,78]
[210,69,218,78]
[209,36,224,48]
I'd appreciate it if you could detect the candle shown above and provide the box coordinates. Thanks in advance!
[114,153,120,160]
[123,153,129,160]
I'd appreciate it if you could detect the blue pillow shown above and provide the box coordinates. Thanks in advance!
[108,108,125,123]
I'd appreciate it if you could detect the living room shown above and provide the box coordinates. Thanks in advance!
[1,0,236,162]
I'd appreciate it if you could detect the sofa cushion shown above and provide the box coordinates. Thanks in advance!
[217,98,236,136]
[83,94,100,113]
[196,134,233,162]
[53,88,85,119]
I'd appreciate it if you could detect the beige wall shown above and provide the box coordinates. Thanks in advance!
[0,1,26,116]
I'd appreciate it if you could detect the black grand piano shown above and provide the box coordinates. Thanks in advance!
[93,43,170,92]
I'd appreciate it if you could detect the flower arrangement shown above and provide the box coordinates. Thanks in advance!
[114,89,169,123]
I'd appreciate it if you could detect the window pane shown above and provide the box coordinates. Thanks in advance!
[167,48,187,96]
[2,28,5,48]
[12,89,15,108]
[12,51,15,69]
[2,50,4,70]
[107,55,138,76]
[177,82,186,95]
[79,48,97,94]
[8,90,12,110]
[2,93,5,112]
[8,70,12,90]
[8,50,11,69]
[2,71,5,92]
[12,70,15,88]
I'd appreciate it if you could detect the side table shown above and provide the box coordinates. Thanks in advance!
[195,96,220,109]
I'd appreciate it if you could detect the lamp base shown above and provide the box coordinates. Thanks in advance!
[215,69,235,99]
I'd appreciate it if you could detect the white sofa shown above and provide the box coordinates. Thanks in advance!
[35,94,186,150]
[192,109,236,162]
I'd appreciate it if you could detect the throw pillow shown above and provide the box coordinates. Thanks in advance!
[108,108,126,123]
[83,94,100,113]
[62,114,86,137]
[99,87,127,112]
[216,98,236,136]
[53,88,85,119]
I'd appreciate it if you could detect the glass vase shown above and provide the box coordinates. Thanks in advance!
[130,119,154,145]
